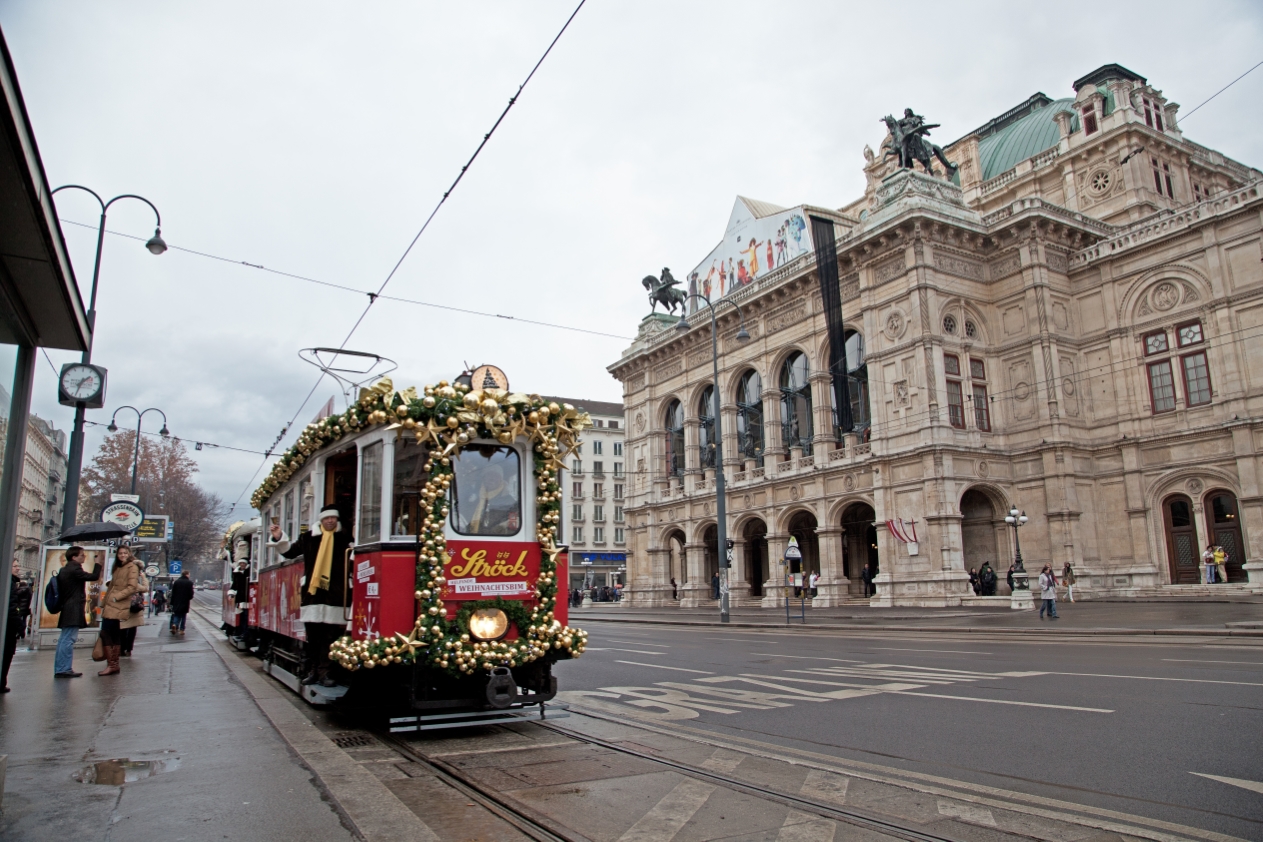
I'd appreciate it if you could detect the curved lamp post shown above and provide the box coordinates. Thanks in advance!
[53,186,166,531]
[675,298,751,622]
[107,406,170,495]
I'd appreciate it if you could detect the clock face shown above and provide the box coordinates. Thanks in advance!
[61,364,101,400]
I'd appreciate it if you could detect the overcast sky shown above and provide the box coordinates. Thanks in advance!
[2,1,1261,518]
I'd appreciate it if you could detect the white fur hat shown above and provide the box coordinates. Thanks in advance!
[319,506,340,520]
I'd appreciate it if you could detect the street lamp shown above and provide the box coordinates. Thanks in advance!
[52,185,166,531]
[1004,505,1031,604]
[107,406,170,495]
[674,295,752,623]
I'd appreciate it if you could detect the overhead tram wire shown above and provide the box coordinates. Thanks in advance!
[56,218,631,342]
[224,0,587,515]
[1179,58,1263,122]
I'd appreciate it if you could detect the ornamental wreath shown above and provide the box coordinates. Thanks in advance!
[252,376,590,675]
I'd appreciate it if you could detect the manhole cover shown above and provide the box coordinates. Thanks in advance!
[332,733,377,748]
[73,757,180,785]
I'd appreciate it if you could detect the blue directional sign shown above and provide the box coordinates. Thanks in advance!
[168,560,183,576]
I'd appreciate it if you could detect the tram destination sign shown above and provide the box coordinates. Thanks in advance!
[441,540,540,601]
[133,516,170,543]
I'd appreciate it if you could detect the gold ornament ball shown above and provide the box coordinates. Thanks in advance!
[480,398,499,415]
[445,416,459,429]
[423,396,436,408]
[463,392,480,409]
[528,411,540,424]
[498,431,514,444]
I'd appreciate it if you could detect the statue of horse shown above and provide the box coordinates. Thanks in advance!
[643,268,687,315]
[881,113,957,176]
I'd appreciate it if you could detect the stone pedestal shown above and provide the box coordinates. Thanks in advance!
[810,581,851,607]
[868,570,971,608]
[1244,560,1263,585]
[1009,587,1034,610]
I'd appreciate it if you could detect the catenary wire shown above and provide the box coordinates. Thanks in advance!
[1179,59,1263,121]
[55,218,632,341]
[223,1,586,515]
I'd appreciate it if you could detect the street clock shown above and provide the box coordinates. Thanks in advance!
[58,362,108,408]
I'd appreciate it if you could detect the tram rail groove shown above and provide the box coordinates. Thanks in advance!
[377,732,591,842]
[530,717,966,842]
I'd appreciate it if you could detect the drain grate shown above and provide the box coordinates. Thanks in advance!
[332,733,377,749]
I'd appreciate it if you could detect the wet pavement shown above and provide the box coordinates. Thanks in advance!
[0,618,357,842]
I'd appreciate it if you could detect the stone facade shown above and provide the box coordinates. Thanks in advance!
[552,397,628,589]
[607,64,1263,607]
[14,415,68,575]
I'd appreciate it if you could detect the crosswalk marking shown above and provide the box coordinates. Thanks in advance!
[616,778,715,842]
[1191,772,1263,794]
[802,769,849,805]
[891,690,1113,713]
[588,648,669,656]
[700,748,745,774]
[615,660,714,674]
[776,809,836,841]
[938,799,997,826]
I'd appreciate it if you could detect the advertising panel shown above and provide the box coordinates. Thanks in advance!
[687,198,813,312]
[133,516,169,543]
[37,545,107,629]
[351,549,415,641]
[256,560,306,640]
[441,540,540,601]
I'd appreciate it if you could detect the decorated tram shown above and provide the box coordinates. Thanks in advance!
[218,368,589,727]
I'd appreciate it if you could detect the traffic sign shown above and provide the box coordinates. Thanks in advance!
[144,565,159,577]
[168,560,183,575]
[101,501,144,531]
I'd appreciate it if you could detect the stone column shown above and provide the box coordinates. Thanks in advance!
[678,541,710,607]
[727,538,754,606]
[811,525,849,607]
[761,532,789,608]
[720,403,741,473]
[631,547,674,607]
[684,418,702,488]
[810,371,834,459]
[762,390,784,467]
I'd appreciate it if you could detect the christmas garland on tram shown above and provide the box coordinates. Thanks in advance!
[250,374,589,692]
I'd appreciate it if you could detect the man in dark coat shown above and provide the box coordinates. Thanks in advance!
[269,506,351,686]
[861,563,874,598]
[3,559,33,691]
[54,546,101,678]
[169,571,194,634]
[979,562,998,596]
[229,561,250,638]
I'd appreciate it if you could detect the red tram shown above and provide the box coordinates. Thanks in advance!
[219,370,589,728]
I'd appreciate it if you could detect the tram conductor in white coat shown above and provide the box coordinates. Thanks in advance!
[268,506,352,687]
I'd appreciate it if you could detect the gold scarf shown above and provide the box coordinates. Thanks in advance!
[309,529,335,595]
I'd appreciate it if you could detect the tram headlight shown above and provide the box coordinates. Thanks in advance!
[468,608,510,641]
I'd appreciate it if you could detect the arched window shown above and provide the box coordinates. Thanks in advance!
[735,370,764,467]
[664,399,685,477]
[698,386,716,469]
[844,330,870,433]
[780,352,813,452]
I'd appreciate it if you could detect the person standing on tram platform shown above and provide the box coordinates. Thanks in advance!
[3,560,32,692]
[269,506,351,687]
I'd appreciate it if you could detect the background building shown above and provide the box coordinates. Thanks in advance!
[609,63,1263,607]
[13,415,66,574]
[551,397,626,592]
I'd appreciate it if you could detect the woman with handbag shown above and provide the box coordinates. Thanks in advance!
[98,548,142,676]
[117,546,147,657]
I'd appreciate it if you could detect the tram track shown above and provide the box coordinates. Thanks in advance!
[377,709,965,842]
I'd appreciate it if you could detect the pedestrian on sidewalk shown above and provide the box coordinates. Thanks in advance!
[152,587,166,615]
[1202,545,1217,584]
[809,570,819,598]
[861,563,874,598]
[1006,563,1016,594]
[169,571,194,635]
[711,572,720,600]
[1062,562,1077,602]
[98,549,143,676]
[1038,565,1059,620]
[116,546,147,657]
[670,577,678,600]
[3,559,33,692]
[1213,545,1228,585]
[54,546,102,678]
[969,567,980,595]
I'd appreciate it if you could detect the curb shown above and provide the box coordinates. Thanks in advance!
[189,610,440,842]
[575,614,1263,637]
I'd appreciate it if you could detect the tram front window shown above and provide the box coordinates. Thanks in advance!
[452,445,521,536]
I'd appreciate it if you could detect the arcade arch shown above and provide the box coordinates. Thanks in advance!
[840,502,878,596]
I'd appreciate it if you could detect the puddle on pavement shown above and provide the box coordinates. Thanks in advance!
[73,756,180,785]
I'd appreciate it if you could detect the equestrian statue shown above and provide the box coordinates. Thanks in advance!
[643,267,687,316]
[881,108,958,176]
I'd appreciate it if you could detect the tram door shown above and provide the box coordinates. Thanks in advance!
[324,448,358,537]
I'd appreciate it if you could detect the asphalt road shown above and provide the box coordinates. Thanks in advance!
[557,618,1263,840]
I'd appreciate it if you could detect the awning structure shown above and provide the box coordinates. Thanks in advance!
[0,30,88,351]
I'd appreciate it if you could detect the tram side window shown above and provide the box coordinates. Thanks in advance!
[392,437,430,536]
[452,445,521,536]
[359,441,383,544]
[267,503,281,565]
[298,477,311,533]
[283,490,296,544]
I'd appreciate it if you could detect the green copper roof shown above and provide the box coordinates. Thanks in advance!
[977,97,1074,181]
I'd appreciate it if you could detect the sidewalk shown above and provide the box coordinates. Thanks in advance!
[570,598,1263,635]
[0,618,357,842]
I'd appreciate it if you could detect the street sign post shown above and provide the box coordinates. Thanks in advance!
[783,536,804,625]
[144,565,159,577]
[134,516,169,543]
[100,501,144,532]
[168,560,183,576]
